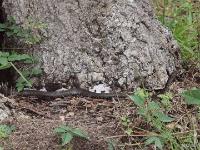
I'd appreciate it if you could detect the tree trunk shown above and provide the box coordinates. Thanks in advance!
[3,0,181,90]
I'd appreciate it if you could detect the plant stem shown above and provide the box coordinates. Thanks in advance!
[9,62,32,87]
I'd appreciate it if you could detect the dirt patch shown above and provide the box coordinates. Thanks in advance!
[1,96,138,150]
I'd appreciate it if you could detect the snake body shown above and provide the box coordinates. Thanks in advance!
[18,88,128,99]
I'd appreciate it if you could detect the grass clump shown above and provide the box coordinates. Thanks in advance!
[153,0,200,66]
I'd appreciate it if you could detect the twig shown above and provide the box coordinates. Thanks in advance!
[117,142,144,147]
[18,104,51,119]
[106,133,159,139]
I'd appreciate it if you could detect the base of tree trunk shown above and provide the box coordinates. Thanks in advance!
[2,0,181,91]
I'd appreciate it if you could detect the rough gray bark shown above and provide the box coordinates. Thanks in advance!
[3,0,180,90]
[0,94,14,121]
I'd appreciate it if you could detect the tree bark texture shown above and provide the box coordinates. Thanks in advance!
[3,0,181,90]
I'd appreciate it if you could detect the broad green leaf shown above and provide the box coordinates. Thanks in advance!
[0,58,10,70]
[181,89,200,105]
[16,74,32,92]
[154,137,163,150]
[148,101,160,111]
[107,140,116,150]
[145,136,157,145]
[0,58,8,66]
[125,128,133,136]
[61,133,73,146]
[0,28,5,32]
[0,23,6,28]
[145,136,163,150]
[154,112,174,123]
[0,146,3,150]
[17,76,28,83]
[11,26,21,34]
[31,68,42,75]
[72,128,89,139]
[129,95,145,107]
[0,125,15,139]
[121,116,127,122]
[0,23,6,32]
[0,64,11,70]
[121,117,129,126]
[55,125,89,141]
[152,118,163,130]
[8,53,31,62]
[161,131,174,140]
[23,59,34,63]
[0,52,9,57]
[138,108,147,116]
[135,88,149,99]
[54,126,70,133]
[17,82,32,91]
[158,92,173,101]
[16,83,25,92]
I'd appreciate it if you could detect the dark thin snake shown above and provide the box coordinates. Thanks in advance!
[18,88,129,99]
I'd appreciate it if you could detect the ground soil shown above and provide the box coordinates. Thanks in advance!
[0,69,199,150]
